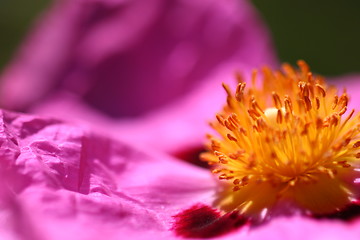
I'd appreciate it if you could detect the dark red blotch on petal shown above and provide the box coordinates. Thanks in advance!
[172,204,247,238]
[313,202,360,221]
[172,146,209,168]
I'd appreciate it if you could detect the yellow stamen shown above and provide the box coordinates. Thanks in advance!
[201,61,360,217]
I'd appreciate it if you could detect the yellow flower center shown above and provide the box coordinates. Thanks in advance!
[201,61,360,218]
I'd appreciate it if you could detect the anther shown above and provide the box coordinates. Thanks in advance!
[224,120,236,131]
[342,109,355,126]
[251,99,264,114]
[241,176,249,184]
[211,140,221,151]
[353,141,360,148]
[316,118,323,129]
[248,109,261,120]
[229,150,245,159]
[216,114,225,125]
[284,96,293,113]
[301,122,311,135]
[214,151,223,157]
[303,96,312,111]
[338,94,349,110]
[276,109,283,124]
[219,174,233,180]
[219,157,228,164]
[239,127,247,136]
[315,97,320,110]
[338,106,347,116]
[316,84,326,97]
[302,84,310,97]
[232,179,240,185]
[332,95,339,110]
[227,134,238,142]
[228,114,239,126]
[235,82,246,102]
[272,92,282,109]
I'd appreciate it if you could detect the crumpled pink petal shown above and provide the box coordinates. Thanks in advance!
[0,109,217,239]
[2,109,360,239]
[0,0,276,117]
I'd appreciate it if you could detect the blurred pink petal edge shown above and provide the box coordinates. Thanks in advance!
[0,0,276,114]
[0,0,277,154]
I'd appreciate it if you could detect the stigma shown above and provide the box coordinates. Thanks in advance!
[201,61,360,218]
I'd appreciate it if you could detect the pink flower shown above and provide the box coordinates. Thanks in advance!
[1,0,360,239]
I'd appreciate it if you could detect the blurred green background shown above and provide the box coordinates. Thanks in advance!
[0,0,359,76]
[252,0,360,76]
[0,0,49,69]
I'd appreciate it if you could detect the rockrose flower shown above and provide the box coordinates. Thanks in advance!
[1,0,360,239]
[201,61,360,221]
[1,63,360,240]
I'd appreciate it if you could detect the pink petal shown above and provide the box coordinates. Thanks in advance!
[224,216,360,240]
[0,110,217,239]
[2,103,360,239]
[0,0,276,117]
[330,74,360,111]
[30,63,254,154]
